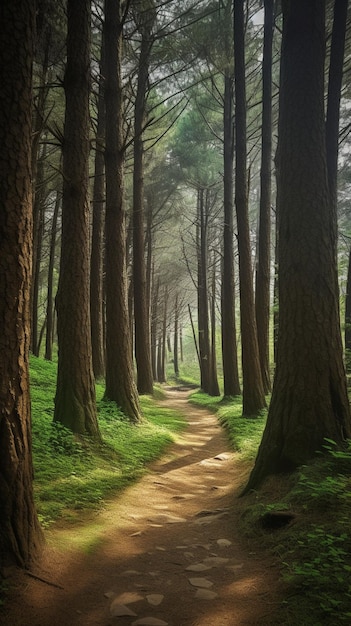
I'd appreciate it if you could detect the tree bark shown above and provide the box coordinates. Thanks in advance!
[222,68,241,397]
[244,0,351,493]
[234,0,266,416]
[255,0,274,394]
[326,0,348,256]
[174,293,179,378]
[209,260,220,397]
[197,188,211,393]
[104,0,142,422]
[45,190,61,361]
[90,25,106,380]
[133,3,155,394]
[54,0,100,437]
[0,0,44,567]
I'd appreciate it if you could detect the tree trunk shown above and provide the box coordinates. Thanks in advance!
[133,4,155,395]
[345,246,351,370]
[174,293,179,378]
[197,188,211,393]
[54,0,100,437]
[45,190,61,361]
[326,0,348,258]
[222,68,241,397]
[103,0,142,422]
[0,0,44,567]
[90,25,106,380]
[31,141,46,356]
[244,0,351,493]
[234,0,266,416]
[209,260,220,397]
[150,273,159,380]
[255,0,273,394]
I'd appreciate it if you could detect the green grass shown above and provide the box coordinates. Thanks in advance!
[30,356,186,527]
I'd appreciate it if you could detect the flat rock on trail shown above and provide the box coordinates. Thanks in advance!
[3,388,282,626]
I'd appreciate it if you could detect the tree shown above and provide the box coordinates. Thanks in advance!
[244,0,351,493]
[255,0,274,394]
[233,0,266,416]
[0,0,43,566]
[90,20,106,380]
[132,1,156,394]
[104,0,142,422]
[54,0,100,437]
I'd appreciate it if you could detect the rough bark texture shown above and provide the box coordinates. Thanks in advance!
[173,293,179,378]
[255,0,273,395]
[244,0,351,493]
[326,0,348,254]
[90,27,106,380]
[133,4,155,395]
[0,0,44,567]
[104,0,142,422]
[45,191,60,361]
[54,0,100,437]
[234,0,266,416]
[221,69,241,397]
[197,189,211,393]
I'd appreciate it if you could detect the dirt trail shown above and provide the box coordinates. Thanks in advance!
[3,388,282,626]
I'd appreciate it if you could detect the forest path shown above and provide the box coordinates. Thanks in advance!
[4,388,282,626]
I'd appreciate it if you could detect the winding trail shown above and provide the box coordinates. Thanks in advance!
[4,388,282,626]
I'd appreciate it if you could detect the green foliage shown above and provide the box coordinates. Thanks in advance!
[241,438,351,625]
[283,525,351,623]
[30,356,186,527]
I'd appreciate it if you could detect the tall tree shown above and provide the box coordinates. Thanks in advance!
[233,0,266,415]
[104,0,142,422]
[244,0,351,492]
[132,1,155,394]
[255,0,274,394]
[90,22,106,380]
[222,67,241,398]
[54,0,100,437]
[0,0,44,566]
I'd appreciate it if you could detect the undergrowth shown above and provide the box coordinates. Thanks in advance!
[190,390,351,624]
[30,356,186,527]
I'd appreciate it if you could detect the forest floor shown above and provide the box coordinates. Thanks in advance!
[2,388,284,626]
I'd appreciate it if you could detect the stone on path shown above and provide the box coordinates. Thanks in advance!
[185,563,212,572]
[110,601,137,617]
[188,577,213,588]
[113,592,144,604]
[146,594,164,606]
[217,538,232,547]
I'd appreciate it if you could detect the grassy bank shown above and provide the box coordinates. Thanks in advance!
[30,356,186,528]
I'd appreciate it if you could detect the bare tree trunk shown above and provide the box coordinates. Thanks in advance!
[31,141,46,356]
[104,0,142,421]
[132,3,155,394]
[234,0,266,416]
[45,190,61,361]
[209,259,220,397]
[255,0,274,394]
[197,188,211,392]
[0,0,44,567]
[222,68,241,397]
[54,0,100,437]
[174,293,179,378]
[150,273,159,379]
[326,0,348,258]
[90,25,106,379]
